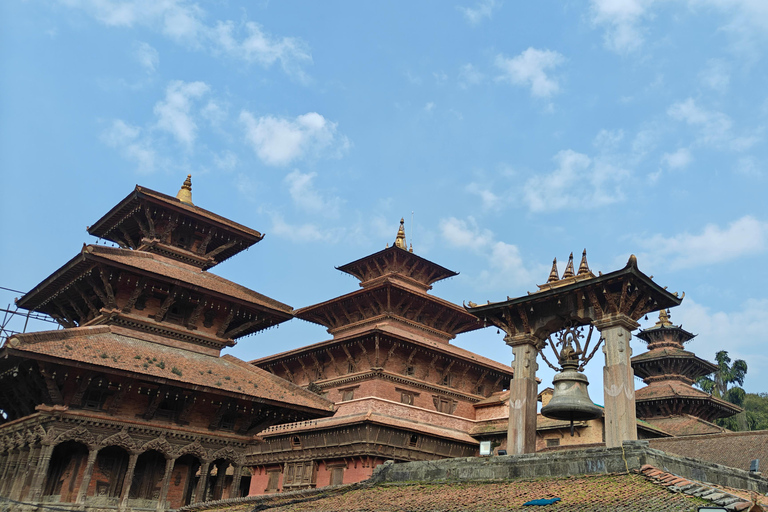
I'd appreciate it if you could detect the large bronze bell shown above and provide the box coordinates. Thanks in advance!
[541,359,603,433]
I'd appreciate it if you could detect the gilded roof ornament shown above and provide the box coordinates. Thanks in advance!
[577,249,590,276]
[655,309,673,328]
[562,253,575,279]
[176,174,193,205]
[547,258,560,283]
[394,218,408,250]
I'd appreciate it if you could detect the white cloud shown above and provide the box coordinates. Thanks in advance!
[593,129,625,151]
[240,111,349,167]
[133,41,159,73]
[522,149,630,212]
[735,156,762,177]
[269,214,333,243]
[638,216,768,269]
[201,100,227,128]
[458,63,484,89]
[465,182,501,211]
[440,217,542,289]
[59,0,312,80]
[424,102,436,113]
[495,48,565,98]
[101,119,157,174]
[589,0,655,54]
[284,170,342,217]
[661,147,692,169]
[699,59,730,93]
[458,0,500,26]
[153,80,210,147]
[668,98,759,151]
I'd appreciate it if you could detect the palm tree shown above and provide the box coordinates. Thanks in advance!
[696,351,748,400]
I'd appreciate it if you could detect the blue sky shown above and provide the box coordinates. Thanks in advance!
[1,1,767,397]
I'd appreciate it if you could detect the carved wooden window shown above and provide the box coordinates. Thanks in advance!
[400,392,414,405]
[203,309,216,328]
[291,436,302,448]
[166,302,194,325]
[341,389,354,401]
[441,374,453,387]
[283,461,316,488]
[433,396,455,414]
[219,409,237,431]
[408,434,418,448]
[266,470,280,491]
[404,366,415,376]
[82,383,110,410]
[546,438,560,447]
[330,467,344,486]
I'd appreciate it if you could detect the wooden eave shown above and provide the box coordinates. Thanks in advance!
[467,258,683,336]
[87,186,263,266]
[251,327,513,378]
[295,279,481,336]
[631,351,718,380]
[635,325,696,344]
[336,246,458,287]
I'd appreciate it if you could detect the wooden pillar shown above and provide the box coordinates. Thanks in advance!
[506,332,540,455]
[27,443,55,502]
[194,461,211,504]
[118,452,139,512]
[229,464,243,499]
[76,447,99,506]
[595,314,639,448]
[156,456,176,512]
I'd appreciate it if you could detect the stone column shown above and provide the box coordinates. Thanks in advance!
[76,447,99,506]
[229,464,243,499]
[212,461,227,500]
[595,314,639,448]
[9,447,31,500]
[27,443,55,502]
[156,456,176,512]
[118,452,139,512]
[1,449,19,497]
[194,461,210,504]
[506,333,540,455]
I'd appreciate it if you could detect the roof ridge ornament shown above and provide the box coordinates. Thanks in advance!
[547,258,559,283]
[577,249,590,276]
[394,217,408,250]
[562,253,575,279]
[655,309,673,328]
[176,174,193,205]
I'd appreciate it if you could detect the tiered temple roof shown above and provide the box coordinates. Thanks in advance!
[632,310,741,427]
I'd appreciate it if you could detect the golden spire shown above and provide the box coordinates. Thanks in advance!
[176,174,193,205]
[655,309,673,328]
[562,252,575,279]
[394,218,407,250]
[577,249,590,276]
[547,258,559,283]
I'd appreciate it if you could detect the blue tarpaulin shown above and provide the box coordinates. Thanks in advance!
[522,497,562,506]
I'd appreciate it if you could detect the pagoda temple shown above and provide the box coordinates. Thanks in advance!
[247,219,514,493]
[0,177,334,510]
[631,310,742,436]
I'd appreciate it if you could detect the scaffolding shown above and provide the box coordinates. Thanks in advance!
[0,285,59,342]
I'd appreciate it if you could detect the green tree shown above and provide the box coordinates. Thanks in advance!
[696,351,748,399]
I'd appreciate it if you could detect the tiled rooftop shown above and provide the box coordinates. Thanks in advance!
[183,466,763,511]
[3,325,334,413]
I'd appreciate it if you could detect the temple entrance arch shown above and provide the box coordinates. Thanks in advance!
[468,252,682,453]
[174,453,202,508]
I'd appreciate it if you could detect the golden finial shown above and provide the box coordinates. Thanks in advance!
[547,258,559,283]
[176,174,193,205]
[409,243,413,253]
[394,218,407,250]
[577,249,590,275]
[562,252,575,279]
[655,309,673,328]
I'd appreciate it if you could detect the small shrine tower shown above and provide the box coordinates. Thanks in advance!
[632,310,742,435]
